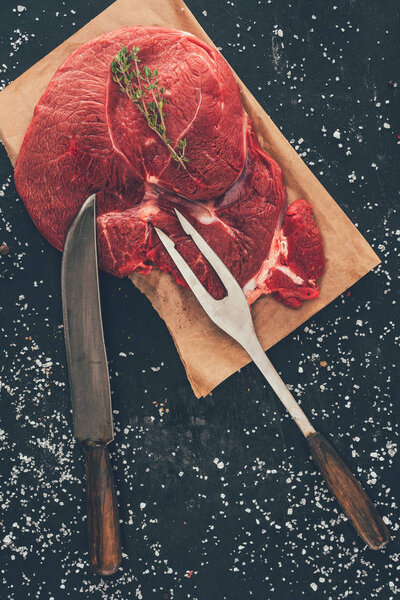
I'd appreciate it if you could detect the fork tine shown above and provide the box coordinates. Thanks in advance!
[174,209,243,297]
[153,226,217,309]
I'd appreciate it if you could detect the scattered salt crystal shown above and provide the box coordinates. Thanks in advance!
[310,583,318,591]
[140,502,146,510]
[277,29,283,37]
[333,129,341,139]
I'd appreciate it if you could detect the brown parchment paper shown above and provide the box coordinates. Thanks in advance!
[0,0,380,397]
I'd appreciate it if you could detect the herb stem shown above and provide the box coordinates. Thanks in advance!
[111,46,189,170]
[133,57,149,122]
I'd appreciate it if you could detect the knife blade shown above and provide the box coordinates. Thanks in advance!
[61,194,122,575]
[61,194,113,443]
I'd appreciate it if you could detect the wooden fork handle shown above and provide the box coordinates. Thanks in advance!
[82,441,122,575]
[306,432,390,550]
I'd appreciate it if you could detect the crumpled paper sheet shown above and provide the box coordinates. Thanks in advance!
[0,0,380,397]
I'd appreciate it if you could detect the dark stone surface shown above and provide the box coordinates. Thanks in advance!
[0,1,398,598]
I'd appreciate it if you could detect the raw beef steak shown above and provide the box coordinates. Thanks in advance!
[14,26,324,308]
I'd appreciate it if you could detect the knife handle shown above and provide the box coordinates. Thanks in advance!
[306,432,390,550]
[81,441,122,575]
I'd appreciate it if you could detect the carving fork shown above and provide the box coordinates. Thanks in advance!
[154,209,390,550]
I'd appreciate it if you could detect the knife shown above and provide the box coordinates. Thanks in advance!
[61,194,122,575]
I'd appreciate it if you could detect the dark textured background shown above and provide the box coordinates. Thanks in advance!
[0,1,399,599]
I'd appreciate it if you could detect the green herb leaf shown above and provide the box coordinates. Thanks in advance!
[111,46,189,169]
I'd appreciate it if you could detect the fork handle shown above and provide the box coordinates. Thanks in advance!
[307,432,390,550]
[245,338,389,549]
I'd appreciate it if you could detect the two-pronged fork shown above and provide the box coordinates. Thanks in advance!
[154,208,389,550]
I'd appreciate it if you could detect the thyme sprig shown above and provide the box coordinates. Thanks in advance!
[111,46,189,169]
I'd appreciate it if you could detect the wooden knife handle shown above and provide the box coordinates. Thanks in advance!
[81,441,122,575]
[307,432,390,550]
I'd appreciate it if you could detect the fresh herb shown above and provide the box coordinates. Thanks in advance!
[111,46,189,170]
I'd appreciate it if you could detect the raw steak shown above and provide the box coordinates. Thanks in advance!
[14,26,324,308]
